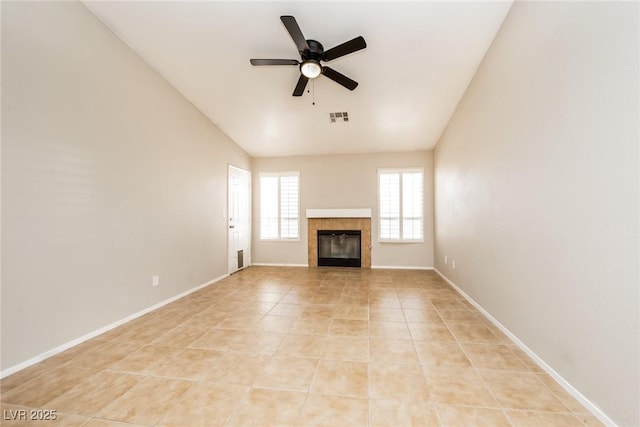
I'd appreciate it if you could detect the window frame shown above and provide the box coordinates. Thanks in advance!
[259,171,300,241]
[377,167,424,243]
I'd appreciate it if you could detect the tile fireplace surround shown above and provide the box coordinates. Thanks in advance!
[306,209,372,268]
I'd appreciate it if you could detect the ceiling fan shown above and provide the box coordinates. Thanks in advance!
[250,15,367,96]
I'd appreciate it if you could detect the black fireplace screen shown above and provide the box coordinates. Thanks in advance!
[317,230,361,268]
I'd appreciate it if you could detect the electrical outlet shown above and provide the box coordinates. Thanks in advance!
[444,255,448,264]
[152,275,159,287]
[452,260,456,270]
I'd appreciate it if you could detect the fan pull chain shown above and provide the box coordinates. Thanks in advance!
[312,79,315,105]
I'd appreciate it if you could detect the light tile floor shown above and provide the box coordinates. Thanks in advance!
[1,267,603,426]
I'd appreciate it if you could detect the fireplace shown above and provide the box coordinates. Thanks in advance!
[317,230,361,268]
[306,209,371,268]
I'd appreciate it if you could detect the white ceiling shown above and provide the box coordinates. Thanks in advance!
[84,1,512,157]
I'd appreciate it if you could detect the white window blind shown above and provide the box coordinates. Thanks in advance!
[280,175,299,238]
[378,169,423,241]
[260,172,299,240]
[379,172,400,240]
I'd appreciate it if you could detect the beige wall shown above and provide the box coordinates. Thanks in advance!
[434,2,639,425]
[251,151,434,268]
[1,2,250,370]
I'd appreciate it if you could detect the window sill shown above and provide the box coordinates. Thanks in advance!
[259,238,301,242]
[378,239,424,244]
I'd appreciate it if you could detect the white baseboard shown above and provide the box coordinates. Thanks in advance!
[433,268,617,427]
[250,264,434,270]
[371,265,434,270]
[0,273,229,379]
[251,263,309,267]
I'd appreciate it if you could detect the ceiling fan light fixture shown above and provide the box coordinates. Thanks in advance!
[300,60,322,79]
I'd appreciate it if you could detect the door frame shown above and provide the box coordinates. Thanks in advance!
[227,164,252,274]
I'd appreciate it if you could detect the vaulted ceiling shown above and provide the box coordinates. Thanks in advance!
[84,1,513,157]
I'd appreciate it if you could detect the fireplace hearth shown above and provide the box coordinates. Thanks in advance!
[317,230,361,268]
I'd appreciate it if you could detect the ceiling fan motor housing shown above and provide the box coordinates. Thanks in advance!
[301,39,324,60]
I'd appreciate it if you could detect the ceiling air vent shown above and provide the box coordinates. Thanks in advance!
[329,112,349,123]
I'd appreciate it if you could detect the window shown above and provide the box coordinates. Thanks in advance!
[260,172,299,240]
[378,168,423,241]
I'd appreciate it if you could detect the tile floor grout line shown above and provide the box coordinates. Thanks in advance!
[220,385,253,427]
[457,334,517,427]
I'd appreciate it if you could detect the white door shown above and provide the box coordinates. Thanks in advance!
[228,165,251,274]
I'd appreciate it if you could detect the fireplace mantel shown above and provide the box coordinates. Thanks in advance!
[306,208,371,218]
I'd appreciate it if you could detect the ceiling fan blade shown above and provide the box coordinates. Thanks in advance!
[280,15,310,53]
[321,66,358,90]
[292,74,309,96]
[322,36,367,62]
[250,59,299,66]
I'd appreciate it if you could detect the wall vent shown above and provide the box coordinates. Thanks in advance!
[329,112,349,123]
